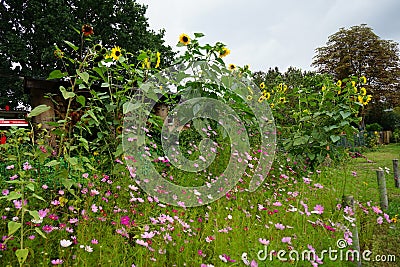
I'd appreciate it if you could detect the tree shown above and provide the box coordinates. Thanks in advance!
[312,24,400,109]
[0,0,175,109]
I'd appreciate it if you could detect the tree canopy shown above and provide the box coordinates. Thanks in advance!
[312,24,400,108]
[0,0,175,109]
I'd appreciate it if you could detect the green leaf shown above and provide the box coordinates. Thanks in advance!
[28,105,50,118]
[32,193,45,201]
[28,210,40,221]
[64,40,79,51]
[123,101,141,114]
[60,86,75,99]
[8,221,21,236]
[79,137,89,152]
[339,111,351,119]
[44,160,60,167]
[67,157,78,166]
[62,179,75,190]
[1,191,22,200]
[105,104,117,112]
[15,248,29,265]
[330,135,341,143]
[86,110,99,125]
[194,32,205,38]
[47,70,68,80]
[78,71,90,84]
[293,136,309,146]
[34,227,47,239]
[26,183,35,191]
[76,95,86,106]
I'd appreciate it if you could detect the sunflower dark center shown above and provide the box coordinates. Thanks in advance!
[115,51,121,56]
[183,36,188,42]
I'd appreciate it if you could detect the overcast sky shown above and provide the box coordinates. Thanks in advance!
[137,0,400,72]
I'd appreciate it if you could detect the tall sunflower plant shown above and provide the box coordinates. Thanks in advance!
[167,33,266,149]
[256,74,371,168]
[39,24,163,166]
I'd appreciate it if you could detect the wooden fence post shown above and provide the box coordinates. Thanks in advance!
[376,170,388,210]
[342,195,362,267]
[394,159,399,188]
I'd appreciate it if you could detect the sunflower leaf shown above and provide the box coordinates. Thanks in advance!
[47,70,68,80]
[194,32,205,38]
[60,86,75,99]
[28,105,50,118]
[64,40,79,51]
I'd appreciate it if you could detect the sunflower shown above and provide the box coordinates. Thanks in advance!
[111,46,122,60]
[155,52,161,68]
[142,57,150,69]
[279,97,286,103]
[179,33,190,45]
[336,80,342,87]
[360,76,367,84]
[246,95,253,101]
[219,47,230,58]
[82,24,94,36]
[94,44,102,52]
[54,49,64,58]
[260,82,266,89]
[258,95,266,103]
[228,64,236,71]
[360,87,367,96]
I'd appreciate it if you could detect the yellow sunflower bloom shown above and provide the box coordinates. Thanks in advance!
[360,87,367,96]
[219,47,230,58]
[360,76,367,84]
[353,87,358,93]
[321,85,326,91]
[142,57,151,69]
[179,33,190,45]
[260,82,266,89]
[364,95,372,105]
[228,64,236,71]
[246,95,253,101]
[258,95,266,103]
[155,52,161,68]
[54,49,64,59]
[351,81,356,87]
[111,46,122,60]
[279,97,286,103]
[336,80,342,87]
[262,91,271,100]
[357,95,364,104]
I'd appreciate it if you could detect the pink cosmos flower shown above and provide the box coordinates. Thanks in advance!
[6,165,14,170]
[51,259,63,265]
[23,162,32,170]
[372,206,382,214]
[258,238,270,245]
[281,237,292,244]
[42,225,53,233]
[313,204,324,214]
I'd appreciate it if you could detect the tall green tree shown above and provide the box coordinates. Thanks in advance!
[0,0,175,109]
[312,24,400,108]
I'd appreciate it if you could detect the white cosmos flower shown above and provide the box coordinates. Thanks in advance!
[60,239,73,247]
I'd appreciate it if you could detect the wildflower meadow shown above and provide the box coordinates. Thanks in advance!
[0,26,399,267]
